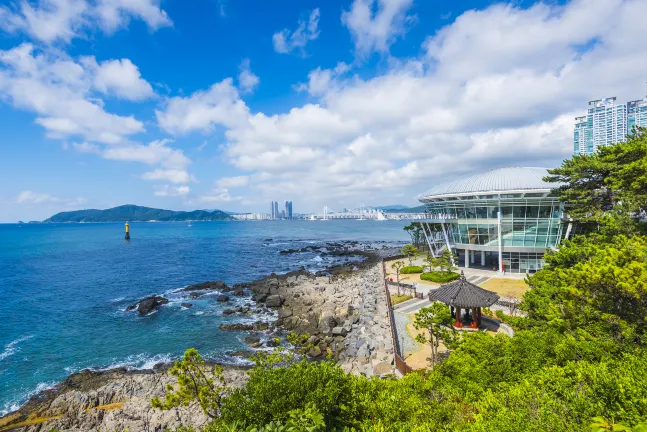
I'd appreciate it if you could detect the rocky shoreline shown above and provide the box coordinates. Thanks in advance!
[0,245,398,432]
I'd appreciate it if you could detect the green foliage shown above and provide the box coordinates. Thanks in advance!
[431,249,458,274]
[391,294,413,305]
[401,265,423,274]
[152,348,228,418]
[44,204,232,223]
[420,271,460,283]
[414,302,457,368]
[220,359,356,429]
[401,244,418,264]
[403,223,425,248]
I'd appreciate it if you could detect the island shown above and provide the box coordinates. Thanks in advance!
[43,205,233,223]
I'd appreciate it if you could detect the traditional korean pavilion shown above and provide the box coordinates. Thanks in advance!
[428,271,500,328]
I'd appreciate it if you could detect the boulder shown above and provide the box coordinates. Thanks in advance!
[373,362,393,376]
[308,346,322,358]
[219,323,254,331]
[332,327,348,336]
[216,295,229,302]
[244,336,262,348]
[265,295,283,308]
[126,295,169,316]
[229,350,255,359]
[278,308,292,318]
[183,280,230,292]
[222,309,236,316]
[233,287,245,297]
[180,303,193,309]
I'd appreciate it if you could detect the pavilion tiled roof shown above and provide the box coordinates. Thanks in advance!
[428,271,500,308]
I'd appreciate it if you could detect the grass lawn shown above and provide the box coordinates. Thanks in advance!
[480,278,529,299]
[391,294,413,305]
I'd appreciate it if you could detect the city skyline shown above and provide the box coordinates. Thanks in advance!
[573,95,647,155]
[2,0,647,221]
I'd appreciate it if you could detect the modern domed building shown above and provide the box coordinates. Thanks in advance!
[416,167,565,274]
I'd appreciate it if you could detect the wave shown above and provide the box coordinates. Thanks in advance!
[0,381,55,417]
[0,335,33,362]
[91,352,175,372]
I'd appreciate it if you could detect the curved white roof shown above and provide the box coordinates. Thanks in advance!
[419,167,554,201]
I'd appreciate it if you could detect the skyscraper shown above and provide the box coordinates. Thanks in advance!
[274,201,279,220]
[285,201,292,219]
[270,201,275,219]
[573,96,647,156]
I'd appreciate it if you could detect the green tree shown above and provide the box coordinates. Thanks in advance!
[544,127,647,223]
[151,348,228,418]
[401,244,418,265]
[423,254,435,272]
[390,260,405,296]
[432,249,457,274]
[403,223,424,248]
[413,302,456,369]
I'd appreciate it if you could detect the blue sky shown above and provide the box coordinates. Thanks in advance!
[0,0,645,222]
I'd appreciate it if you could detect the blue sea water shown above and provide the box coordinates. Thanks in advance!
[0,220,408,415]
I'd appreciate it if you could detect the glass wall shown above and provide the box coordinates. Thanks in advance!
[425,196,563,249]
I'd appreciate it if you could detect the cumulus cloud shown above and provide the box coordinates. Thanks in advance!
[16,190,85,206]
[153,0,647,211]
[237,58,259,94]
[341,0,415,58]
[272,8,319,56]
[153,184,190,197]
[141,169,193,184]
[196,188,241,203]
[85,57,155,101]
[0,43,148,144]
[215,175,249,188]
[0,0,171,44]
[155,78,249,135]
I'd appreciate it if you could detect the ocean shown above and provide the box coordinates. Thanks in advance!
[0,220,409,415]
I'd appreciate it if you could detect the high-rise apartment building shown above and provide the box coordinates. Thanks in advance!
[574,96,647,155]
[273,202,279,220]
[270,201,275,219]
[285,201,293,219]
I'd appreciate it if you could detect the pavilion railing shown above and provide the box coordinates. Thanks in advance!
[382,259,413,376]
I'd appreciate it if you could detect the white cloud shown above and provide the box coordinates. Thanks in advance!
[196,188,241,203]
[153,0,647,211]
[72,141,100,153]
[154,184,190,197]
[142,169,193,184]
[215,175,249,188]
[341,0,415,58]
[16,190,85,206]
[0,43,146,144]
[0,0,171,44]
[155,78,249,135]
[238,58,259,94]
[272,8,319,56]
[86,57,155,101]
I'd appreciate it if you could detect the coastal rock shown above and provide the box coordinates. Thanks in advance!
[182,280,230,292]
[244,335,262,348]
[278,307,292,318]
[332,327,348,336]
[308,346,322,357]
[265,294,283,308]
[216,295,229,302]
[223,309,236,315]
[233,287,245,297]
[126,295,169,316]
[373,362,393,376]
[180,303,193,309]
[219,323,254,331]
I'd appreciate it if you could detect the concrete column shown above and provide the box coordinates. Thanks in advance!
[464,249,469,268]
[497,202,504,275]
[481,250,486,266]
[470,250,475,264]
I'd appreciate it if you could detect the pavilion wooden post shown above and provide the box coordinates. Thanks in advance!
[470,308,478,328]
[454,307,462,327]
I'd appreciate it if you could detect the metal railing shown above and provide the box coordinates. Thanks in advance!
[382,259,413,376]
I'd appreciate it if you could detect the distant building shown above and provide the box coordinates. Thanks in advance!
[270,201,275,219]
[285,201,293,219]
[574,95,647,155]
[273,202,279,220]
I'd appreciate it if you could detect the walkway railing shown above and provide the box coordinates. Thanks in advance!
[382,259,413,376]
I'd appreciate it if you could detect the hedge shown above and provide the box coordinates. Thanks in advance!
[401,266,423,274]
[420,271,460,283]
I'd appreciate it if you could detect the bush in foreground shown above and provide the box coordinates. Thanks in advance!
[420,271,460,283]
[400,265,423,274]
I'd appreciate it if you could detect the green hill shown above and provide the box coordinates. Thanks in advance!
[43,205,233,223]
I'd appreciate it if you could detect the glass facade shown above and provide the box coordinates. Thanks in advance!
[423,196,564,273]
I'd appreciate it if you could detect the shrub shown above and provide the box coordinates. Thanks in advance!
[401,265,423,274]
[420,271,460,283]
[391,294,413,305]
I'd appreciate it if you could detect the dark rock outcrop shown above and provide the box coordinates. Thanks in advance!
[125,295,169,316]
[244,335,262,348]
[216,295,229,302]
[182,280,230,292]
[181,303,193,309]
